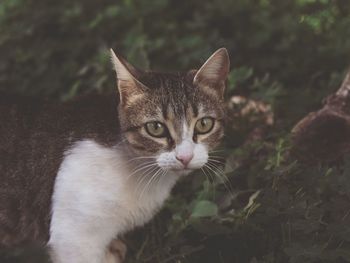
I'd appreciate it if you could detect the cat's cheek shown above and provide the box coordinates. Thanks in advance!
[187,144,208,170]
[199,125,224,147]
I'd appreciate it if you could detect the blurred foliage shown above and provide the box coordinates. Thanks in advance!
[1,0,350,262]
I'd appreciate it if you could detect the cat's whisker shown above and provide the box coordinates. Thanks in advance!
[126,156,157,163]
[207,158,227,172]
[143,169,161,192]
[127,162,158,180]
[125,158,157,168]
[135,165,159,184]
[151,169,168,192]
[145,168,168,198]
[203,165,219,194]
[207,158,225,165]
[128,162,156,176]
[135,166,160,193]
[147,169,168,197]
[150,168,166,188]
[203,166,216,197]
[128,156,155,163]
[200,167,216,198]
[208,155,227,160]
[160,169,169,182]
[210,167,232,194]
[130,159,156,168]
[205,166,232,197]
[201,166,214,184]
[205,162,234,197]
[207,162,228,182]
[200,167,210,182]
[208,155,236,172]
[209,149,226,153]
[208,155,230,168]
[138,168,163,199]
[160,169,169,186]
[204,163,220,181]
[127,160,157,175]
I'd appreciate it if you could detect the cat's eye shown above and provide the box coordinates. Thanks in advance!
[145,121,167,138]
[195,117,215,134]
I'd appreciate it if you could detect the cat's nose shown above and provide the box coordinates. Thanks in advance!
[176,153,194,167]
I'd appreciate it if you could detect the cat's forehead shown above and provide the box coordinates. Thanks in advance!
[139,72,193,97]
[139,72,195,113]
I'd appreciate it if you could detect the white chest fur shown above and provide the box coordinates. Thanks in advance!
[48,140,178,263]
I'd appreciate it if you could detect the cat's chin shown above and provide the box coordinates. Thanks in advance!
[169,168,194,176]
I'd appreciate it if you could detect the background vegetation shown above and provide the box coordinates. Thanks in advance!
[1,0,350,262]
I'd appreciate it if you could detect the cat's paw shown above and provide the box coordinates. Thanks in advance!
[105,239,127,263]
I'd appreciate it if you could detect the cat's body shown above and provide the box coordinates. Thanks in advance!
[0,93,120,246]
[0,49,230,263]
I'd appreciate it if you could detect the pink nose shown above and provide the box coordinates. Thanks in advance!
[176,153,194,167]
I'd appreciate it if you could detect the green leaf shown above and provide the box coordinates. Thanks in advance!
[228,66,254,91]
[190,200,218,218]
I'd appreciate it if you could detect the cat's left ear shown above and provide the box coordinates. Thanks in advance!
[110,49,147,107]
[193,48,230,98]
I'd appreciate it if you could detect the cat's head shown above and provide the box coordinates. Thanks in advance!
[111,48,229,175]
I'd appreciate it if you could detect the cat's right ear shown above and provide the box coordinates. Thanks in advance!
[193,48,230,99]
[110,49,147,107]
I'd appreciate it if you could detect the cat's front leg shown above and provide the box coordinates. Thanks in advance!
[49,235,109,263]
[49,222,121,263]
[104,239,127,263]
[49,235,126,263]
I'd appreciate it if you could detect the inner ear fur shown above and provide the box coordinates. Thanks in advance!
[110,49,147,106]
[193,48,230,98]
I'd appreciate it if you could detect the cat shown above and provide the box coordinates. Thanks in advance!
[0,47,230,263]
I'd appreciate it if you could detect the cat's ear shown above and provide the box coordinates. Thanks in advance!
[193,48,230,98]
[110,49,147,107]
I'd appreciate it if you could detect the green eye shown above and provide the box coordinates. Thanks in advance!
[195,117,215,134]
[145,121,167,137]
